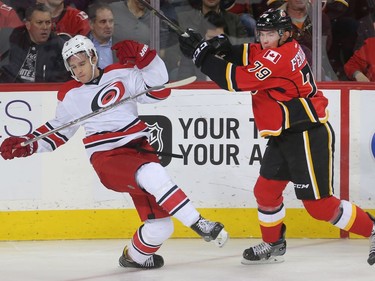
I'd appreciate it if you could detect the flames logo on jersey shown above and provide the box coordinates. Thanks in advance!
[91,81,125,111]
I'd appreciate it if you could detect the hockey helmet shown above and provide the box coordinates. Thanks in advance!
[256,9,292,32]
[62,35,98,72]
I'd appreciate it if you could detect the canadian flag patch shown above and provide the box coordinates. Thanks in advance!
[263,49,281,64]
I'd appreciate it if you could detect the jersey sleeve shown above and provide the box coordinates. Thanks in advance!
[32,100,80,153]
[131,54,171,104]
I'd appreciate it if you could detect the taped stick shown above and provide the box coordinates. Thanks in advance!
[137,0,187,35]
[21,76,197,147]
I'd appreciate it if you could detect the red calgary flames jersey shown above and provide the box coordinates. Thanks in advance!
[205,39,329,137]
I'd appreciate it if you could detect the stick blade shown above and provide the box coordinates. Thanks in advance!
[165,76,197,89]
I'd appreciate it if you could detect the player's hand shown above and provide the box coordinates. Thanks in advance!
[0,134,37,160]
[207,34,232,57]
[112,40,156,69]
[179,29,213,67]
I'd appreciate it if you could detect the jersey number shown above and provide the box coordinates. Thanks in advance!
[248,61,271,81]
[301,64,317,97]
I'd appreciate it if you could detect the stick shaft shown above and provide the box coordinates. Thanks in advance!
[22,76,196,146]
[137,0,186,35]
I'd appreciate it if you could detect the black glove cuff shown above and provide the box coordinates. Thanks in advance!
[192,41,213,68]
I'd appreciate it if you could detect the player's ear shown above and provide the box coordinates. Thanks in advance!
[281,30,291,42]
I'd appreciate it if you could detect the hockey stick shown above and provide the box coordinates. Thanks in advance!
[20,76,197,147]
[137,0,187,36]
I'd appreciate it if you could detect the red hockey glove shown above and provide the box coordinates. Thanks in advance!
[0,134,38,160]
[112,40,156,69]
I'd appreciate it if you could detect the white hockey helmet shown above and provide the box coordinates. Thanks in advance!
[62,35,98,72]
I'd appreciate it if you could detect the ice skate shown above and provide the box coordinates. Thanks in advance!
[190,216,229,247]
[367,216,375,265]
[119,246,164,269]
[242,224,286,265]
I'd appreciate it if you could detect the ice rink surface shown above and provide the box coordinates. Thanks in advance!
[0,238,373,281]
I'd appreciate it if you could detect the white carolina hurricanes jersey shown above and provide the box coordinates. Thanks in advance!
[33,56,170,158]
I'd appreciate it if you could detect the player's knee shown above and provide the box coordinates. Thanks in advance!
[303,196,341,222]
[136,162,175,196]
[254,176,286,208]
[143,217,174,244]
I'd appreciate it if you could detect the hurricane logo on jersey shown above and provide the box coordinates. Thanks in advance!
[91,81,125,111]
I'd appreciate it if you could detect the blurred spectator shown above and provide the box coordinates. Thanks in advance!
[109,0,175,47]
[252,0,283,18]
[274,0,336,80]
[220,0,256,37]
[177,10,228,80]
[44,0,90,36]
[87,1,115,68]
[178,0,249,44]
[277,0,332,52]
[322,0,349,20]
[109,0,178,73]
[0,1,24,61]
[64,0,93,12]
[344,36,375,82]
[1,0,34,20]
[328,0,373,80]
[0,3,70,83]
[352,0,375,50]
[0,1,23,27]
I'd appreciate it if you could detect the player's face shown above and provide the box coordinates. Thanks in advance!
[258,30,281,49]
[68,52,98,83]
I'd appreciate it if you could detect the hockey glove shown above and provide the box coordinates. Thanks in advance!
[112,40,156,69]
[0,134,38,160]
[207,34,232,57]
[179,29,213,67]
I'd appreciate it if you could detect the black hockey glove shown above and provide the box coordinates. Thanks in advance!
[179,28,213,67]
[207,34,232,57]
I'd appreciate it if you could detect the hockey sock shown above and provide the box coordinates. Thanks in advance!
[127,217,173,264]
[303,197,374,237]
[258,203,286,243]
[332,201,373,237]
[136,162,200,227]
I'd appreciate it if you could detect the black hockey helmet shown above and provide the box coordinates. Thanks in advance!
[256,9,292,32]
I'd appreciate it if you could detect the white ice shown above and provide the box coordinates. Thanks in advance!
[0,238,373,281]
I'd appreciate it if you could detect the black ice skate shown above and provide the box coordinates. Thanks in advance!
[119,246,164,269]
[190,216,229,247]
[367,213,375,265]
[242,224,287,264]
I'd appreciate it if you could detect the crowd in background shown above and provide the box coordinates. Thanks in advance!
[0,0,374,83]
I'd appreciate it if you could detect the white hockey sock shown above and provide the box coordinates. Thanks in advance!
[136,162,200,227]
[128,217,173,264]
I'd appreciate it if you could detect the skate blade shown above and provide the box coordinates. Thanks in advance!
[213,228,229,248]
[241,256,285,265]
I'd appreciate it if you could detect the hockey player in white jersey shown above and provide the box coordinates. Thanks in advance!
[0,35,228,269]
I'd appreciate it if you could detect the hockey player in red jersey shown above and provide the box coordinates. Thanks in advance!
[0,35,228,269]
[179,9,375,265]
